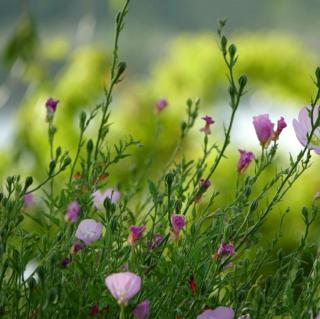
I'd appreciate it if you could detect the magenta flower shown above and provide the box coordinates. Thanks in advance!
[200,179,211,190]
[132,300,150,319]
[273,116,287,140]
[171,214,186,234]
[61,257,71,268]
[253,114,274,148]
[70,240,85,254]
[45,97,59,121]
[216,241,235,257]
[293,106,320,154]
[155,99,168,113]
[200,115,215,135]
[237,149,254,174]
[65,201,81,223]
[197,307,234,319]
[105,272,141,305]
[92,188,121,211]
[128,225,146,246]
[24,193,33,207]
[75,219,103,245]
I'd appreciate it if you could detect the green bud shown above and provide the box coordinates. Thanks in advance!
[55,146,62,159]
[165,172,174,186]
[221,36,227,49]
[24,176,33,190]
[249,200,258,213]
[116,62,127,80]
[62,157,71,169]
[238,75,248,90]
[49,160,56,174]
[316,66,320,81]
[175,200,182,213]
[228,44,237,57]
[181,121,187,132]
[87,139,94,154]
[37,266,46,282]
[80,111,87,130]
[186,98,193,108]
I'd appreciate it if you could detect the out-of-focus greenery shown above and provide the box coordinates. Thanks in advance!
[2,23,320,250]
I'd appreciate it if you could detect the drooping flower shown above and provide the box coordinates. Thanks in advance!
[237,149,254,174]
[65,201,81,223]
[105,272,141,305]
[197,307,234,319]
[200,115,215,135]
[147,233,164,250]
[92,188,121,211]
[132,300,150,319]
[273,116,287,140]
[24,193,33,207]
[293,106,320,154]
[75,219,103,245]
[253,114,274,148]
[128,225,146,246]
[45,97,59,121]
[155,99,168,113]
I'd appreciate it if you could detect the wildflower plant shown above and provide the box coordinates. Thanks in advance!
[1,1,320,319]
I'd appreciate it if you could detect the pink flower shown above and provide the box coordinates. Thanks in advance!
[273,116,287,140]
[132,300,150,319]
[197,307,234,319]
[128,225,146,246]
[90,304,99,317]
[293,106,320,154]
[195,179,211,202]
[200,115,215,135]
[237,149,254,174]
[105,272,141,305]
[75,219,103,245]
[253,114,274,147]
[155,99,168,113]
[65,201,81,223]
[24,193,33,207]
[217,241,235,256]
[171,214,186,234]
[70,240,85,254]
[92,188,121,211]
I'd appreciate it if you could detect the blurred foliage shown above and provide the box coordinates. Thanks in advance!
[1,27,320,251]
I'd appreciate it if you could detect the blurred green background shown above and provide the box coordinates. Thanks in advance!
[1,0,320,248]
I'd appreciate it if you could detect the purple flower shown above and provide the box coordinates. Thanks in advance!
[237,149,254,174]
[200,179,211,190]
[148,233,164,250]
[253,114,274,148]
[293,106,320,154]
[128,225,146,246]
[75,219,103,245]
[61,257,71,268]
[105,272,141,305]
[70,240,85,254]
[171,214,186,234]
[200,115,215,135]
[155,99,168,113]
[24,193,33,207]
[65,201,81,223]
[92,188,121,211]
[132,300,150,319]
[273,116,287,140]
[45,97,59,121]
[197,307,234,319]
[217,241,235,257]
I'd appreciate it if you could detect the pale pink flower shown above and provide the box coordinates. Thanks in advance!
[105,272,141,305]
[200,115,215,135]
[75,219,103,245]
[65,201,81,223]
[293,106,320,154]
[128,225,146,246]
[132,300,150,319]
[197,307,234,319]
[253,114,274,148]
[92,188,121,211]
[237,149,254,174]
